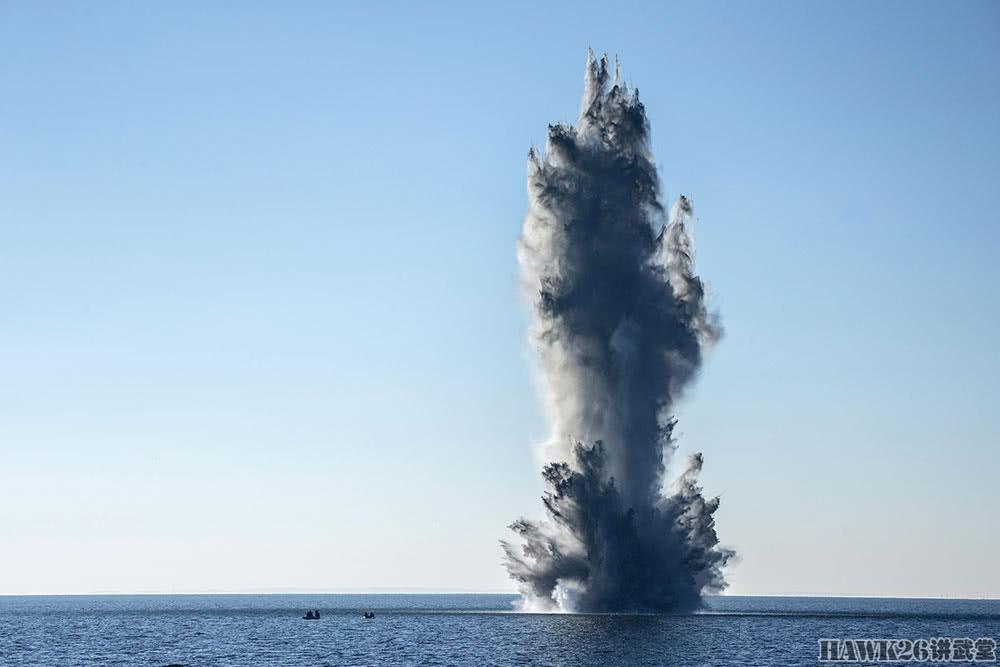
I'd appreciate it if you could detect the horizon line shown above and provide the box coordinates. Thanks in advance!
[2,590,998,601]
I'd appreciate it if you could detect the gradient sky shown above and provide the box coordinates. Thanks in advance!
[2,1,998,597]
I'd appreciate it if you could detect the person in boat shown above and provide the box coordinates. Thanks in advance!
[304,610,315,619]
[314,610,321,619]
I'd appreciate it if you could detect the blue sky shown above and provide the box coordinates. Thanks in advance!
[2,1,998,596]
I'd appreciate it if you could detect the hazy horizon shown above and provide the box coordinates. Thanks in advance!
[4,590,999,601]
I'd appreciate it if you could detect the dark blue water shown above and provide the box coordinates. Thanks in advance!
[1,594,997,666]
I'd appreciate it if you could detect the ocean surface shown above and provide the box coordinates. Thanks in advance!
[1,594,997,666]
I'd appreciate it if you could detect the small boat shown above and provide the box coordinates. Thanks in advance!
[303,610,321,620]
[362,611,376,619]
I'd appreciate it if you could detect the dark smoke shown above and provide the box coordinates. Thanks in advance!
[501,52,734,613]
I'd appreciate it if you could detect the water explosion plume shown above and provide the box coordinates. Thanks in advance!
[501,52,734,613]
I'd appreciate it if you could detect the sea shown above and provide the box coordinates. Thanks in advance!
[1,594,997,666]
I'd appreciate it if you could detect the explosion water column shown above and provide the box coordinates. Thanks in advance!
[501,52,734,613]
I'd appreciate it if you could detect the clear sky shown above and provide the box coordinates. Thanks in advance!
[2,1,998,597]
